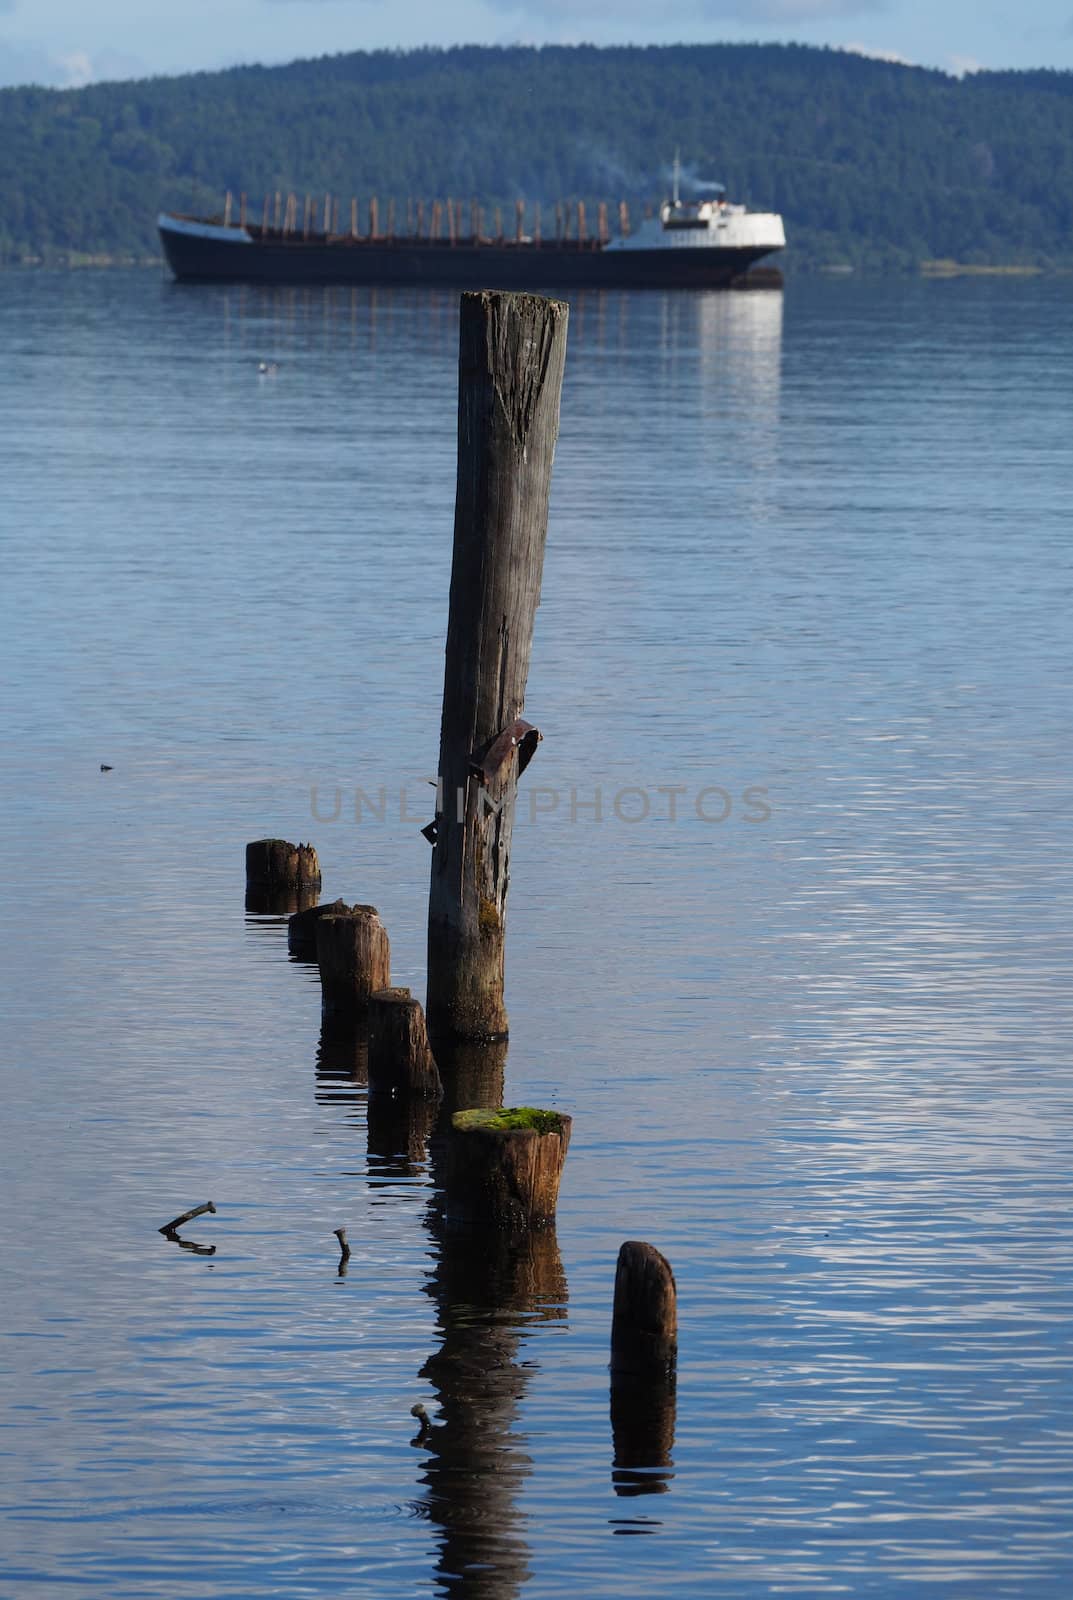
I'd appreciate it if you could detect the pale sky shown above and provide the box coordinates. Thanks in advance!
[1,0,1071,90]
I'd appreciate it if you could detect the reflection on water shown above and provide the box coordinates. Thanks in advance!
[316,1018,368,1098]
[610,1373,676,1499]
[418,1200,568,1600]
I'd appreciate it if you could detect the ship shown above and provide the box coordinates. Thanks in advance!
[158,166,785,291]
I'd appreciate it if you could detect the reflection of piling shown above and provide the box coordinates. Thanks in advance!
[316,1017,368,1091]
[444,1109,571,1230]
[245,881,320,917]
[367,1093,437,1179]
[287,897,348,962]
[316,904,390,1021]
[417,1214,567,1600]
[367,987,442,1101]
[426,290,568,1043]
[610,1375,676,1497]
[609,1241,678,1497]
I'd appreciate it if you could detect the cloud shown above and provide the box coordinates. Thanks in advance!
[948,53,983,76]
[0,40,147,89]
[55,51,95,88]
[485,0,886,17]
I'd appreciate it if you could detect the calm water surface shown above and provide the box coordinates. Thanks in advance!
[1,268,1072,1598]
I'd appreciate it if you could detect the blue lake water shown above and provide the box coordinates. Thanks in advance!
[1,267,1072,1597]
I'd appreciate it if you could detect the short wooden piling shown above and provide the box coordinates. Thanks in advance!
[367,987,442,1101]
[288,897,349,962]
[610,1241,677,1377]
[444,1108,571,1230]
[246,838,321,891]
[426,290,568,1043]
[316,904,390,1020]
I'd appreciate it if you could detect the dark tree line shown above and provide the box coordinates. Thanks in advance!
[1,42,1071,269]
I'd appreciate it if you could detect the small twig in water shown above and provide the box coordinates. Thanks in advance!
[159,1201,217,1237]
[334,1227,352,1262]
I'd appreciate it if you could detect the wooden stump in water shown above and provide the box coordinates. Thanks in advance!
[610,1241,677,1377]
[288,897,349,961]
[444,1107,571,1230]
[316,905,390,1020]
[367,987,442,1101]
[245,837,321,889]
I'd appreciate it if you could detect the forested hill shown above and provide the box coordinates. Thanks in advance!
[2,42,1072,270]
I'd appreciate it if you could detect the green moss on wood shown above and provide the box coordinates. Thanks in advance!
[478,896,501,939]
[453,1105,565,1135]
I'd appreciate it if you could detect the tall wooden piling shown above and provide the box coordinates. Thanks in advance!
[426,291,568,1043]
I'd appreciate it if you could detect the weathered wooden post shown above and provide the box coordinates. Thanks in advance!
[316,904,390,1021]
[426,290,568,1044]
[367,987,442,1101]
[246,838,320,891]
[611,1240,677,1376]
[287,897,349,962]
[245,838,320,915]
[609,1241,677,1495]
[444,1108,571,1230]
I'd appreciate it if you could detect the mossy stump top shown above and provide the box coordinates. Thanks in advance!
[445,1106,572,1230]
[452,1107,568,1136]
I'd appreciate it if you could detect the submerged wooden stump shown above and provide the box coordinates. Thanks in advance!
[367,987,442,1101]
[444,1107,571,1230]
[245,837,321,889]
[610,1241,677,1377]
[316,905,390,1020]
[288,897,349,962]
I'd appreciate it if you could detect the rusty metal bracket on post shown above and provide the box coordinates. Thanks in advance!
[422,718,542,843]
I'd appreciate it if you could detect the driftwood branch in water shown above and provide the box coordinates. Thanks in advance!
[158,1200,217,1237]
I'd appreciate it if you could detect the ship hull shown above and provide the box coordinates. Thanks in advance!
[159,219,781,290]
